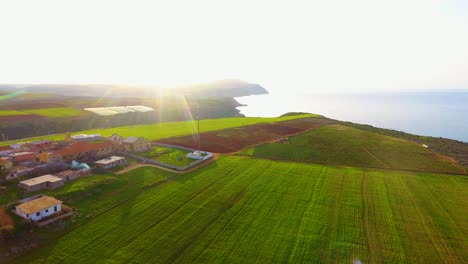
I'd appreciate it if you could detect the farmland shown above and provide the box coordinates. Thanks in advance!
[158,117,333,153]
[0,107,84,118]
[14,156,467,263]
[242,124,465,174]
[0,114,316,146]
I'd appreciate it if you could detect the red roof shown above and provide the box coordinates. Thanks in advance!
[0,146,13,151]
[55,141,112,157]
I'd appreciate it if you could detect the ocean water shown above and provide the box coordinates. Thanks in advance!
[236,91,468,142]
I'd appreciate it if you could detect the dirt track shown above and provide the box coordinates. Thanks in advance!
[157,118,335,153]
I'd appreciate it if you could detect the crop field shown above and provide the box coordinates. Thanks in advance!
[158,117,333,153]
[242,124,465,174]
[140,147,193,167]
[0,107,84,118]
[0,114,316,146]
[15,156,467,264]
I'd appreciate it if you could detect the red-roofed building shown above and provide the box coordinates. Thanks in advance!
[11,152,36,164]
[53,141,113,162]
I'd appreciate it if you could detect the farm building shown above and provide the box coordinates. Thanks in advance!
[0,145,14,156]
[38,151,63,163]
[15,195,62,221]
[10,152,36,164]
[30,140,53,150]
[95,156,127,169]
[55,170,82,182]
[18,174,64,192]
[53,141,113,162]
[122,137,150,152]
[0,157,13,170]
[186,151,213,160]
[109,134,123,144]
[72,134,106,142]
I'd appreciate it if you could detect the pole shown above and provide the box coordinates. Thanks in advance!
[197,103,201,150]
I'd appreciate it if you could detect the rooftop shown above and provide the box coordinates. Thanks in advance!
[11,152,34,156]
[16,196,62,214]
[123,136,139,143]
[55,170,78,177]
[31,140,52,145]
[95,156,126,165]
[19,174,63,187]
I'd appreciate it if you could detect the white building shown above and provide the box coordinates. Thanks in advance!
[16,196,62,221]
[95,156,127,169]
[186,151,213,161]
[71,134,105,141]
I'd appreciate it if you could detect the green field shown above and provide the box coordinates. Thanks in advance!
[0,110,30,116]
[242,124,465,174]
[22,107,85,118]
[0,107,84,118]
[0,114,316,146]
[140,147,193,167]
[14,156,467,263]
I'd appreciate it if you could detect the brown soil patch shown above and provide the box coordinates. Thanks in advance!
[0,114,45,122]
[157,118,334,153]
[0,206,14,228]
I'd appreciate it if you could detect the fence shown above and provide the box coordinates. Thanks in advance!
[118,148,213,172]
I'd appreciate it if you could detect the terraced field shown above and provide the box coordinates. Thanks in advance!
[15,156,467,263]
[1,114,316,146]
[242,124,465,174]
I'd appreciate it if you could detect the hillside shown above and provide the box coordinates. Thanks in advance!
[12,156,467,263]
[241,124,465,174]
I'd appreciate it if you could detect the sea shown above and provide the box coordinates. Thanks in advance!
[236,91,468,143]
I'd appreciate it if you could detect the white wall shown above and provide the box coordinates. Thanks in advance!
[17,204,62,221]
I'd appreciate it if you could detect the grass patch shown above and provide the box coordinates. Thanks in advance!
[241,124,465,174]
[140,147,193,167]
[0,107,84,118]
[12,156,467,263]
[0,110,30,116]
[22,107,84,118]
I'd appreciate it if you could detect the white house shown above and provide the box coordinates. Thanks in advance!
[16,196,62,221]
[95,156,127,169]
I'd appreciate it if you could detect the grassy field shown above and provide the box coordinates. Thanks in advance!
[0,110,30,116]
[241,124,465,174]
[140,147,193,167]
[0,107,84,118]
[13,156,467,263]
[0,114,316,146]
[22,107,85,118]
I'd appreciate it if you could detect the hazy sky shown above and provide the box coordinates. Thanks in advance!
[1,0,467,92]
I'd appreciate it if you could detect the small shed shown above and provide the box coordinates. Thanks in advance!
[55,170,80,182]
[95,156,127,169]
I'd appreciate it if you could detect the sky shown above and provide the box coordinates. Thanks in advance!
[0,0,467,93]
